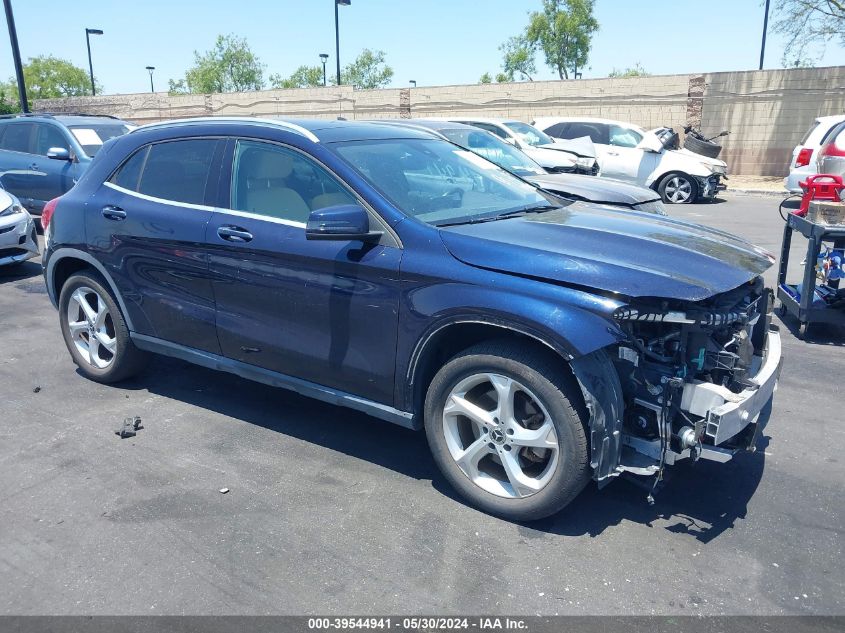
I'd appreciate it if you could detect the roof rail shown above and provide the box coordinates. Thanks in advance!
[133,117,320,143]
[0,112,120,120]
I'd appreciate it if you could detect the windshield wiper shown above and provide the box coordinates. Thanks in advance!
[436,204,559,228]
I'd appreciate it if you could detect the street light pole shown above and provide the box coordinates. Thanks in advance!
[320,53,329,87]
[334,0,350,85]
[759,0,771,70]
[85,28,103,96]
[3,0,28,112]
[146,66,155,93]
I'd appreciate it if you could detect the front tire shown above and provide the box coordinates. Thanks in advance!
[658,172,699,204]
[59,271,148,383]
[424,341,590,521]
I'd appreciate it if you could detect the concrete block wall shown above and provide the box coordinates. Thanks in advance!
[35,66,845,176]
[701,67,845,176]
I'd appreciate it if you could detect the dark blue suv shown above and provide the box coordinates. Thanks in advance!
[42,118,783,519]
[0,113,132,219]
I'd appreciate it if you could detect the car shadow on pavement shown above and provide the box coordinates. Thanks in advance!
[0,261,42,284]
[116,354,769,543]
[113,355,438,481]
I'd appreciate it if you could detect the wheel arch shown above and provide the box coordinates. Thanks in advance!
[405,313,617,420]
[408,319,626,486]
[46,248,136,331]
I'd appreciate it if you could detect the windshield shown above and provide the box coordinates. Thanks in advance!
[438,128,546,177]
[69,123,131,156]
[331,138,555,226]
[503,121,554,147]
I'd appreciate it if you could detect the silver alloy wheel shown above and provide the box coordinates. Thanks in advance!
[664,176,693,203]
[66,286,117,369]
[442,373,559,499]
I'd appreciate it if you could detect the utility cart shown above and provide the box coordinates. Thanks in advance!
[776,211,845,339]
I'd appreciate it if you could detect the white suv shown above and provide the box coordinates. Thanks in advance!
[784,115,845,193]
[534,117,728,204]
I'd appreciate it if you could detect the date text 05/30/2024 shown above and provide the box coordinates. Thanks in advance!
[307,617,528,630]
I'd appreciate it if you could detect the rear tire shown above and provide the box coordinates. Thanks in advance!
[59,271,148,383]
[658,172,699,204]
[424,341,590,521]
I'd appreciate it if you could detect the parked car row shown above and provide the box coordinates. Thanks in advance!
[41,116,781,520]
[533,117,729,204]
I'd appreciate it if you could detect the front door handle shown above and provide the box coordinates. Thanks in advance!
[606,151,619,156]
[217,225,253,243]
[29,163,39,171]
[101,205,126,220]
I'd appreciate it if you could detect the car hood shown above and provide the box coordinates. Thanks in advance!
[526,173,660,205]
[674,147,727,169]
[439,202,774,301]
[540,136,596,159]
[525,146,577,167]
[0,188,14,211]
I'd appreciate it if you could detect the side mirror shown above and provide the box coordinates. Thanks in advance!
[46,147,71,161]
[305,204,383,242]
[502,136,518,146]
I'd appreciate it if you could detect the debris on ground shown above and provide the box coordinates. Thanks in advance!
[115,416,143,439]
[219,488,229,494]
[32,386,40,393]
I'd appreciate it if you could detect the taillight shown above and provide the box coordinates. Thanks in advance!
[41,197,59,229]
[795,147,813,167]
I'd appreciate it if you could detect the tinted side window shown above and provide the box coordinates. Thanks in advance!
[561,122,609,144]
[0,123,35,153]
[820,121,845,146]
[34,123,70,155]
[136,139,218,205]
[231,140,357,224]
[544,123,570,138]
[470,122,509,140]
[110,146,149,191]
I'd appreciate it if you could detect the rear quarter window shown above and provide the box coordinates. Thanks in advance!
[109,139,219,205]
[0,123,35,153]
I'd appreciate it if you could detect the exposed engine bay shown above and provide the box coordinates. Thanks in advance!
[572,276,783,498]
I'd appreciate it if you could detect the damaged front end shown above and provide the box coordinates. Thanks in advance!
[572,277,783,496]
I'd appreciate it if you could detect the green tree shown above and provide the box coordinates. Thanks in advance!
[772,0,845,65]
[479,72,493,84]
[336,49,393,89]
[525,0,599,79]
[495,72,510,83]
[608,63,650,78]
[499,36,536,81]
[269,65,324,89]
[0,84,20,114]
[169,34,264,94]
[6,55,98,104]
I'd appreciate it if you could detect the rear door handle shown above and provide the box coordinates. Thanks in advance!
[217,225,253,243]
[606,151,619,156]
[101,205,126,220]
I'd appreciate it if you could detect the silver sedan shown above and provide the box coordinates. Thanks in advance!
[0,188,39,268]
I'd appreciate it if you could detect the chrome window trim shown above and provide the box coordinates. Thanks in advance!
[104,181,216,212]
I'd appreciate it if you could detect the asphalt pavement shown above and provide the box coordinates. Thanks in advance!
[0,193,842,616]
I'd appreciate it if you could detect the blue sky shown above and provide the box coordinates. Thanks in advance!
[1,0,843,94]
